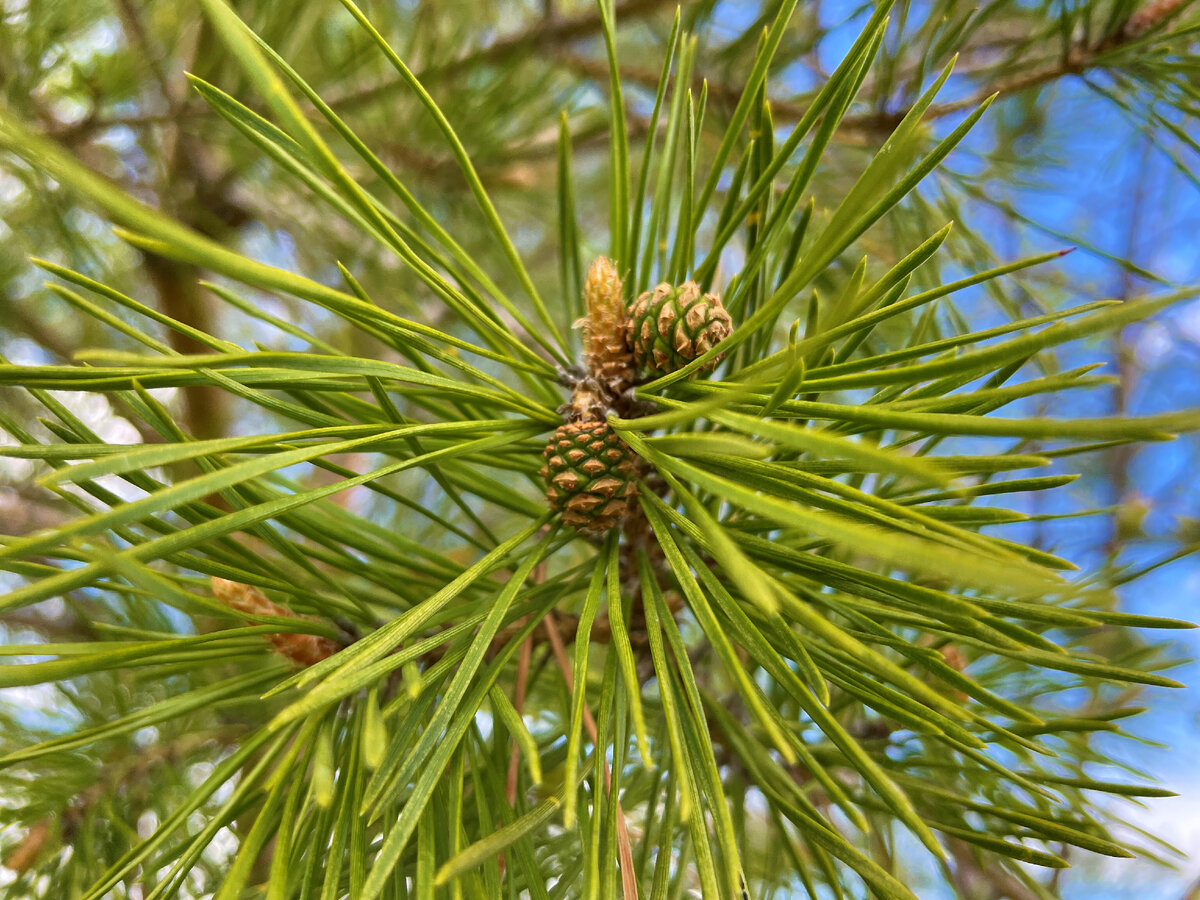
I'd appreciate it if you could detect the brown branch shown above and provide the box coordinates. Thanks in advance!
[36,7,242,440]
[947,837,1042,900]
[506,549,547,805]
[46,110,189,137]
[3,728,243,874]
[0,486,73,537]
[325,0,680,112]
[558,0,1195,140]
[1123,0,1193,39]
[542,611,640,900]
[1,303,77,362]
[1107,138,1154,554]
[505,632,534,806]
[2,820,51,875]
[121,9,238,441]
[0,602,98,642]
[141,257,228,440]
[113,0,178,106]
[845,0,1196,133]
[556,49,760,114]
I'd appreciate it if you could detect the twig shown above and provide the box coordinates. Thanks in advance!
[559,0,1196,138]
[3,728,243,874]
[506,551,546,804]
[846,0,1196,132]
[506,632,534,806]
[325,0,679,111]
[947,836,1041,900]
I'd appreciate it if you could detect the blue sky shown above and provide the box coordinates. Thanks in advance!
[914,31,1200,900]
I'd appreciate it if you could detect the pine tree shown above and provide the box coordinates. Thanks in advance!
[0,1,1198,898]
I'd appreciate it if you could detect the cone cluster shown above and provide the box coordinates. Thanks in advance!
[540,420,639,536]
[546,260,734,535]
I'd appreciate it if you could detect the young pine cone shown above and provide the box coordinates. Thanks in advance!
[627,281,733,377]
[540,421,639,536]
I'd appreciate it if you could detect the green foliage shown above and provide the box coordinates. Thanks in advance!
[0,1,1197,898]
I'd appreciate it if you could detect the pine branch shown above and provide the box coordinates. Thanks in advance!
[542,610,639,899]
[3,728,244,875]
[324,0,680,111]
[557,0,1195,138]
[846,0,1197,132]
[947,837,1042,900]
[0,1,1195,896]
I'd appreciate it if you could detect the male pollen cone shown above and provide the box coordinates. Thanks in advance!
[579,256,634,395]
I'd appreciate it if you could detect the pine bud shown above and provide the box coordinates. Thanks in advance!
[210,577,340,668]
[578,256,634,395]
[540,420,639,536]
[627,281,733,377]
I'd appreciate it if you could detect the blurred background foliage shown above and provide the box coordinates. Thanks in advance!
[0,0,1197,897]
